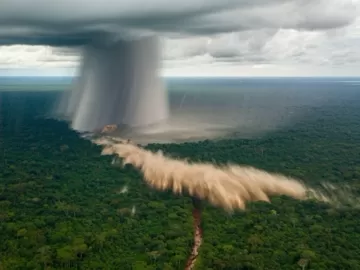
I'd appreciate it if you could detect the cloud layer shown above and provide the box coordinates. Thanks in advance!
[0,0,359,75]
[2,22,359,75]
[0,0,358,45]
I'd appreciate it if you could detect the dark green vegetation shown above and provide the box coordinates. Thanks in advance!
[1,90,360,270]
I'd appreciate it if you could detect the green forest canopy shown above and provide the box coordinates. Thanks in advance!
[1,92,360,269]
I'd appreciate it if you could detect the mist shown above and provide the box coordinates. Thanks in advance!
[55,36,168,132]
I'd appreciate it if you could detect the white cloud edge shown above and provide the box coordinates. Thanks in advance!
[1,0,360,76]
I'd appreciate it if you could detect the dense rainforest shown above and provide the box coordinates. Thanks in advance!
[1,91,360,270]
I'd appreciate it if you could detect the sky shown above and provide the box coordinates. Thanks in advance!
[1,0,360,77]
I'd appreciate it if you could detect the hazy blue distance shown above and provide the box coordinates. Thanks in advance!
[1,77,360,143]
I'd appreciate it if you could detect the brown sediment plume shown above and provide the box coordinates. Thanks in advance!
[92,136,360,270]
[101,124,118,134]
[92,136,349,211]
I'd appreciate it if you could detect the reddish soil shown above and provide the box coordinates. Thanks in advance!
[185,207,203,270]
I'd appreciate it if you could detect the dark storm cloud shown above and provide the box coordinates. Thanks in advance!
[0,0,358,46]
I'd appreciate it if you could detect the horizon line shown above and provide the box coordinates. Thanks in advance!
[1,75,360,78]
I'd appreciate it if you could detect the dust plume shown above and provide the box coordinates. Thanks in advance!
[91,136,360,212]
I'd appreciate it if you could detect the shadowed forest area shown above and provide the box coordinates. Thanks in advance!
[1,91,360,269]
